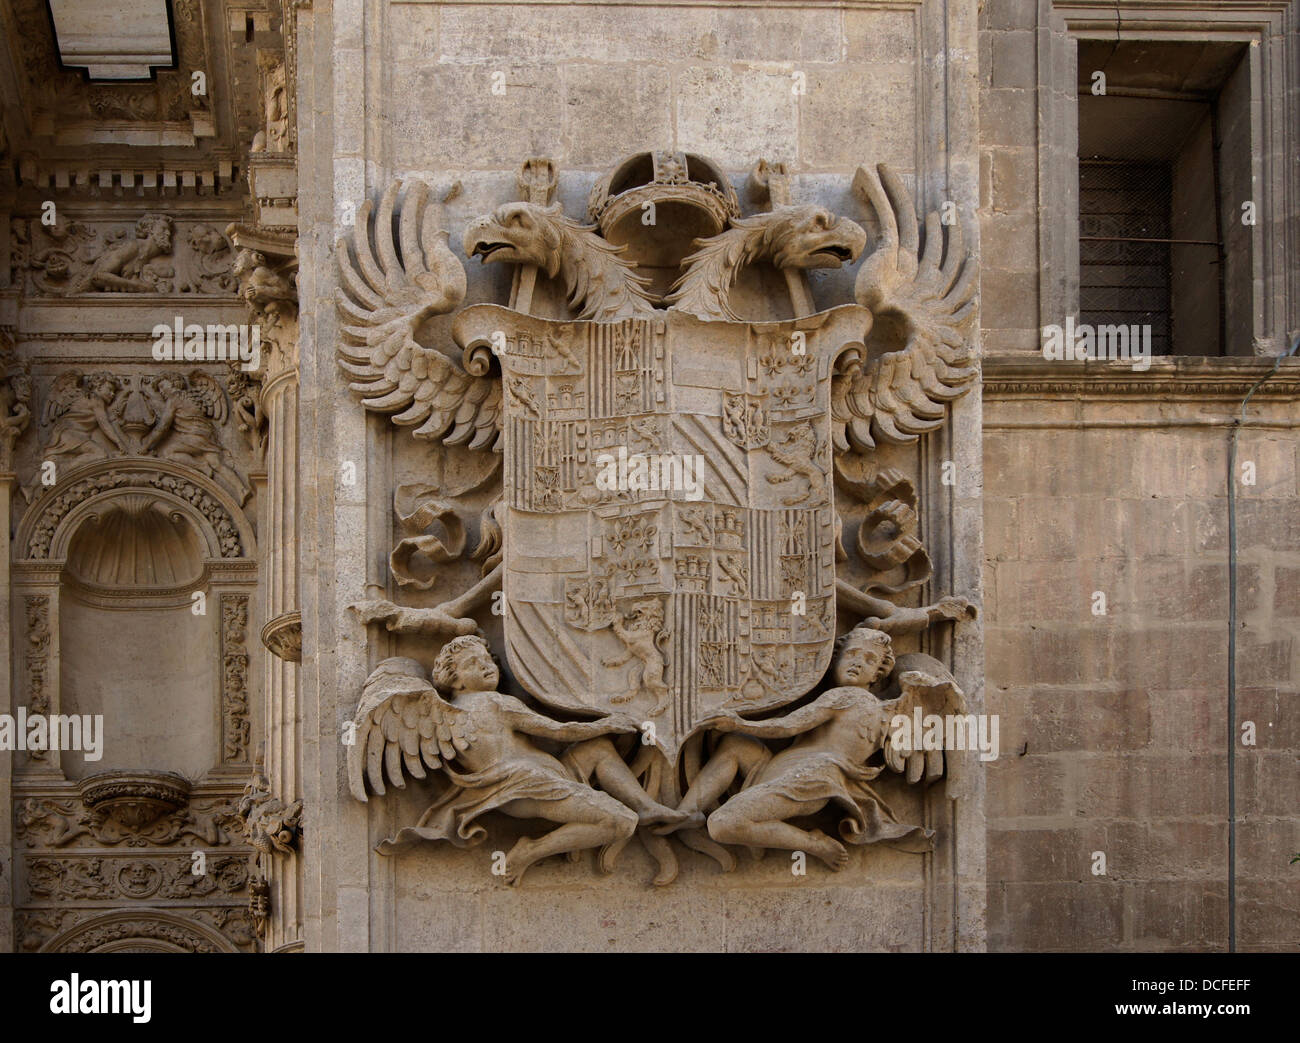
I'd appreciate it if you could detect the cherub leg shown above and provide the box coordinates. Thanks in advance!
[499,790,637,886]
[672,734,767,817]
[707,789,847,870]
[567,737,702,832]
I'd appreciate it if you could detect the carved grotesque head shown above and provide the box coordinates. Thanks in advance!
[762,205,867,271]
[463,202,564,278]
[833,626,894,688]
[432,634,500,695]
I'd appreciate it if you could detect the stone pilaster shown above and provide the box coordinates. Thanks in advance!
[229,223,302,953]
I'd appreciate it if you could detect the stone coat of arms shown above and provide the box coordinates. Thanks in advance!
[338,152,979,885]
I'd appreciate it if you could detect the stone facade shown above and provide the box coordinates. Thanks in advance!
[0,0,1295,952]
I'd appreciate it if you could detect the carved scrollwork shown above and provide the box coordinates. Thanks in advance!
[15,795,242,849]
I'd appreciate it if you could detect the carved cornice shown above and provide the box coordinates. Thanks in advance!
[982,355,1300,400]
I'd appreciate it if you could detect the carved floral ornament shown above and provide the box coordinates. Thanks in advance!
[339,151,980,885]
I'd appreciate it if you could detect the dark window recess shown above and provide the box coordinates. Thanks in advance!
[1076,39,1252,356]
[1079,161,1173,356]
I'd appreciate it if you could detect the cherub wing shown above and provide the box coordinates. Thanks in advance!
[832,163,978,453]
[42,371,86,425]
[186,370,228,424]
[336,180,502,452]
[877,654,968,780]
[347,656,476,802]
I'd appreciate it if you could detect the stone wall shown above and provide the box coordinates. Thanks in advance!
[982,360,1300,951]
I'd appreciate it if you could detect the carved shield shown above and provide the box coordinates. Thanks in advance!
[455,303,871,758]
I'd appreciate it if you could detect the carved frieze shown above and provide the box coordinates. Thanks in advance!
[24,853,249,903]
[15,214,237,297]
[15,795,242,849]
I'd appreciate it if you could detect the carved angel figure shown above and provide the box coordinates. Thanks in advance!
[140,372,250,503]
[350,636,700,884]
[675,626,966,870]
[39,371,129,474]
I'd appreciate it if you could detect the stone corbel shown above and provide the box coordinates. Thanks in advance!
[261,611,302,663]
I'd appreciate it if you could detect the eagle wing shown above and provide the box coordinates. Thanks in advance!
[833,163,979,453]
[336,180,502,452]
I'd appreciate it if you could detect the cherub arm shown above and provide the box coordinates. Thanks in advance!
[836,579,976,635]
[351,563,502,636]
[91,395,131,453]
[493,695,637,743]
[703,689,856,740]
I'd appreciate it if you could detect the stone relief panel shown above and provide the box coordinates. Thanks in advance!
[13,773,254,953]
[12,214,238,297]
[339,152,980,886]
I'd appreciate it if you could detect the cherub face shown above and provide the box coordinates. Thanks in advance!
[834,636,889,688]
[453,640,500,693]
[91,378,117,402]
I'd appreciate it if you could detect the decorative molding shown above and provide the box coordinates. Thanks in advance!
[221,594,252,764]
[15,794,242,849]
[982,355,1300,400]
[23,596,51,764]
[22,465,246,560]
[39,911,242,954]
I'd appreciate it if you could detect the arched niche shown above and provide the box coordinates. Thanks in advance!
[40,910,242,953]
[12,459,259,782]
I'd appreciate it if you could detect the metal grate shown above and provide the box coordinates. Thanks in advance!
[1079,160,1177,356]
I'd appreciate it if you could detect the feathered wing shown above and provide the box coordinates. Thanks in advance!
[187,371,228,424]
[665,217,767,321]
[877,654,968,781]
[42,371,84,425]
[832,163,979,453]
[336,180,502,452]
[347,657,477,802]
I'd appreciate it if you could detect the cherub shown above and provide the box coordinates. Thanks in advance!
[140,373,251,503]
[36,372,129,479]
[350,635,700,885]
[673,626,965,871]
